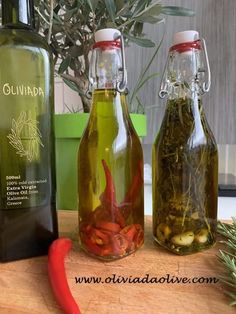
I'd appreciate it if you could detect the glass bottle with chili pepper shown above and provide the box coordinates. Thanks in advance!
[152,31,218,255]
[78,28,144,261]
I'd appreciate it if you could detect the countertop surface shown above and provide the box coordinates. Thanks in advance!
[0,211,235,314]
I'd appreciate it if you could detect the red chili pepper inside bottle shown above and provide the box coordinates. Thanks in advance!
[78,28,144,260]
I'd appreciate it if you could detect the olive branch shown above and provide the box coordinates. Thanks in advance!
[7,111,44,162]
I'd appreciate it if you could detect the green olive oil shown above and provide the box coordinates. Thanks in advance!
[152,31,218,255]
[0,0,58,262]
[78,30,144,261]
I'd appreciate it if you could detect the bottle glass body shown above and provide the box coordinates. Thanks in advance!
[78,43,144,261]
[0,27,58,262]
[152,45,218,255]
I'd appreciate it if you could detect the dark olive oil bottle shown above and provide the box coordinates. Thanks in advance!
[0,0,58,262]
[152,31,218,255]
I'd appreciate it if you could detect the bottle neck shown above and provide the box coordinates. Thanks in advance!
[90,90,129,124]
[160,43,207,101]
[2,0,35,30]
[89,42,125,92]
[170,49,202,99]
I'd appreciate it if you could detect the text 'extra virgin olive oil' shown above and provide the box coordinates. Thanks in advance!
[78,29,144,261]
[0,0,58,262]
[152,31,218,255]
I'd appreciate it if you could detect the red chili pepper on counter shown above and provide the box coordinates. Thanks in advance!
[48,238,81,314]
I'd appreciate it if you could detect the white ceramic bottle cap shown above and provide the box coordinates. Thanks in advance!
[173,30,199,45]
[95,28,121,42]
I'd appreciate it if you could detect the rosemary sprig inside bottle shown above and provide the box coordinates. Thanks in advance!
[153,96,218,254]
[153,31,218,255]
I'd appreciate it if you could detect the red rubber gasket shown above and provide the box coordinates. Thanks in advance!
[170,40,201,53]
[93,40,121,50]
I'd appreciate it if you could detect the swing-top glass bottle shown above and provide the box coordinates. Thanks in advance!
[152,31,218,255]
[78,29,144,261]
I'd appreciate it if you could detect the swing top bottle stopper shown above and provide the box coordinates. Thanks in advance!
[159,30,211,98]
[171,30,200,55]
[89,28,127,93]
[94,28,121,43]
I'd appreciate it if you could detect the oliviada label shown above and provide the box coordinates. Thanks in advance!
[2,83,44,97]
[7,111,44,162]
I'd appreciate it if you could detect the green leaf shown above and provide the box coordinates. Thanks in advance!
[134,16,163,24]
[64,8,78,21]
[69,59,82,72]
[58,55,71,74]
[124,33,155,47]
[132,0,150,17]
[52,24,64,34]
[53,11,62,23]
[116,2,132,17]
[133,22,144,37]
[161,6,195,17]
[106,21,116,28]
[134,2,161,18]
[86,0,99,12]
[115,0,125,11]
[68,46,83,57]
[105,0,116,22]
[62,78,79,92]
[54,4,61,15]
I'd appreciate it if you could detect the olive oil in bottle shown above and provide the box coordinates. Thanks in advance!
[0,0,58,262]
[78,29,144,261]
[152,31,218,255]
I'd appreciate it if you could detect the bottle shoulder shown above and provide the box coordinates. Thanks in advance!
[80,90,142,149]
[0,28,51,54]
[154,97,217,150]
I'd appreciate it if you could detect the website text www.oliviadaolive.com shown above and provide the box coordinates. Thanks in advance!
[74,273,219,285]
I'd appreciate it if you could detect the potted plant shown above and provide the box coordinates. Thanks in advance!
[35,0,194,210]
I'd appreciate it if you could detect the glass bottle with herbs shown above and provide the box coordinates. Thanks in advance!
[152,31,218,255]
[78,29,144,261]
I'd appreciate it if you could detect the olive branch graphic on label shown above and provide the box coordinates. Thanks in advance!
[7,111,44,162]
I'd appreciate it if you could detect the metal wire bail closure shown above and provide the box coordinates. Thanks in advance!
[158,54,170,99]
[116,34,127,93]
[201,38,211,93]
